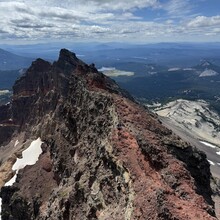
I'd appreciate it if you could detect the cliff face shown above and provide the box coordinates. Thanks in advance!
[0,49,217,219]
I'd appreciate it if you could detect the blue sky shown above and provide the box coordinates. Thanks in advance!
[0,0,219,44]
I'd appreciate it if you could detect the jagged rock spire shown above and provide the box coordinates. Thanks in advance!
[56,48,85,70]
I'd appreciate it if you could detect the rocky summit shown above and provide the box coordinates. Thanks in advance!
[0,49,217,219]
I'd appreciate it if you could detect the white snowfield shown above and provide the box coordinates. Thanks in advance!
[0,138,43,219]
[5,138,43,186]
[200,141,220,165]
[200,141,217,149]
[168,67,180,72]
[98,67,134,77]
[199,69,219,77]
[0,90,10,95]
[183,68,194,71]
[208,160,215,166]
[155,99,220,147]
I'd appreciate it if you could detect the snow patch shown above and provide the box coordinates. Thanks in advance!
[155,99,220,146]
[208,160,215,166]
[98,67,134,77]
[19,69,26,75]
[5,172,18,186]
[149,71,157,75]
[1,138,43,218]
[12,138,43,171]
[146,102,162,108]
[99,67,116,72]
[0,90,10,95]
[14,140,19,147]
[199,69,219,77]
[168,68,180,72]
[200,141,217,148]
[216,151,220,156]
[5,138,43,186]
[183,68,194,71]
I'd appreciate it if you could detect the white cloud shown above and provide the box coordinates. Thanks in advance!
[187,15,220,28]
[0,0,219,42]
[163,0,193,17]
[77,0,160,11]
[0,1,159,41]
[213,28,220,33]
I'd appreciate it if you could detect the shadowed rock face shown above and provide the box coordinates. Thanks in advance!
[0,49,217,220]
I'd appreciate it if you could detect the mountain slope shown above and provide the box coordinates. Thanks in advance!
[0,49,33,70]
[118,61,220,115]
[155,99,220,147]
[0,69,22,89]
[0,49,217,219]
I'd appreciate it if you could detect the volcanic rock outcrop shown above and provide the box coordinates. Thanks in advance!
[0,49,217,219]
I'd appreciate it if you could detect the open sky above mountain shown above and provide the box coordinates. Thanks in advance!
[0,0,220,44]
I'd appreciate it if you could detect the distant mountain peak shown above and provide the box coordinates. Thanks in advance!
[194,60,220,73]
[201,61,212,67]
[0,48,33,70]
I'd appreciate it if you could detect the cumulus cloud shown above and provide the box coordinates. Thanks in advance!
[0,0,156,41]
[187,15,220,28]
[0,0,219,42]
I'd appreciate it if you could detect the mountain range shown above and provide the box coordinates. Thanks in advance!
[118,60,220,114]
[0,49,33,71]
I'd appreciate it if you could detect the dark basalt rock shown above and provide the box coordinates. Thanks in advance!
[0,186,32,220]
[0,104,10,123]
[0,104,16,145]
[57,49,83,68]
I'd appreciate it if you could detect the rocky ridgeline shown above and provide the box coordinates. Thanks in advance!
[0,49,217,219]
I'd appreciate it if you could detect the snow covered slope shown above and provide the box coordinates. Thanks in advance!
[5,137,43,186]
[199,69,219,77]
[155,99,220,147]
[0,138,43,219]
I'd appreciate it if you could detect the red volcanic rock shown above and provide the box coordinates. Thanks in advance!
[0,49,217,219]
[40,153,53,172]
